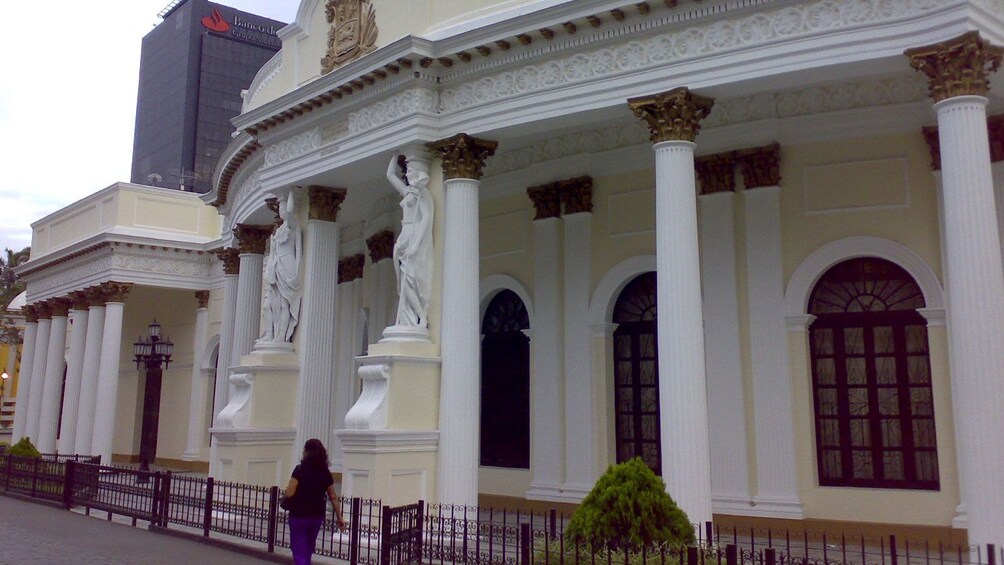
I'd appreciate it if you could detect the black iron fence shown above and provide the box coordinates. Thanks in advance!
[1,454,1000,565]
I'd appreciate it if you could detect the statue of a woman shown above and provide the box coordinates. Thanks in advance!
[261,192,303,342]
[386,155,434,329]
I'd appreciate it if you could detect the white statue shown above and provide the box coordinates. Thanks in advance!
[386,155,434,329]
[261,192,303,342]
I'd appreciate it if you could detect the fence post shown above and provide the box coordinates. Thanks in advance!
[381,505,393,565]
[160,471,173,527]
[416,500,425,564]
[63,460,76,509]
[31,457,39,498]
[726,544,738,565]
[520,523,531,565]
[150,472,162,525]
[764,548,776,565]
[203,477,214,537]
[706,522,713,547]
[989,545,997,565]
[349,497,361,565]
[4,455,10,490]
[687,546,699,565]
[550,508,557,538]
[266,485,279,553]
[888,535,898,565]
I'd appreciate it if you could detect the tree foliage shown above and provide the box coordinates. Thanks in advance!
[0,246,30,344]
[8,436,42,458]
[565,457,695,551]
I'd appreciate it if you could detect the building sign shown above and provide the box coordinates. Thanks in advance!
[201,6,282,50]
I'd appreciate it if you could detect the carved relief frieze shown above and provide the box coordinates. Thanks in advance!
[629,87,715,143]
[264,129,322,167]
[366,230,395,263]
[429,134,498,180]
[308,186,348,222]
[321,0,378,75]
[338,253,366,284]
[348,88,438,135]
[906,31,1003,102]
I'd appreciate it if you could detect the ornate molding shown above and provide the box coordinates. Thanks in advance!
[429,133,498,180]
[22,305,38,324]
[100,282,133,304]
[628,87,715,143]
[526,183,561,220]
[233,225,271,255]
[366,230,395,263]
[696,153,736,195]
[736,143,782,189]
[321,0,378,75]
[212,247,242,275]
[338,253,366,284]
[558,176,594,215]
[308,186,348,222]
[264,129,321,167]
[906,31,1003,103]
[348,88,438,135]
[196,290,211,309]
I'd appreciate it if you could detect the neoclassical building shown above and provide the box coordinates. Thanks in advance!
[12,0,1004,546]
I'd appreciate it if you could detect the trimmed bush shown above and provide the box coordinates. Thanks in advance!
[565,457,694,551]
[8,436,41,458]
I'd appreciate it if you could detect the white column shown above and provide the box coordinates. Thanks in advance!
[296,188,345,452]
[184,293,211,461]
[10,317,38,442]
[37,303,69,453]
[73,302,105,455]
[654,139,713,525]
[699,191,751,511]
[562,211,595,495]
[934,94,1004,547]
[332,272,359,469]
[231,252,264,367]
[24,313,51,441]
[57,302,89,453]
[214,269,239,421]
[92,294,128,465]
[743,185,803,517]
[992,161,1004,281]
[526,215,564,499]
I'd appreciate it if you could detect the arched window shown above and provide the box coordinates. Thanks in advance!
[612,272,661,475]
[480,290,530,468]
[808,257,939,489]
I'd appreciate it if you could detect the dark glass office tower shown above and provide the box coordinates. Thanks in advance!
[131,0,283,193]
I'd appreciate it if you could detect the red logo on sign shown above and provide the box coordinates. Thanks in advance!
[202,8,230,32]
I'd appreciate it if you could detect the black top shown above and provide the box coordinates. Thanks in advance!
[289,464,334,518]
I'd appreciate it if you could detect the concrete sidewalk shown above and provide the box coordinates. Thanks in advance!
[0,495,284,564]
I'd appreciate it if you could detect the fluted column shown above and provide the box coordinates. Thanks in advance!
[57,293,90,453]
[230,225,269,368]
[332,253,365,468]
[525,183,564,499]
[695,154,751,511]
[37,299,70,452]
[366,230,395,342]
[24,304,51,441]
[212,248,240,423]
[91,283,132,465]
[737,145,803,517]
[559,177,596,496]
[183,291,211,461]
[11,306,38,442]
[296,186,347,451]
[907,32,1004,547]
[430,133,498,506]
[73,290,106,455]
[629,87,715,525]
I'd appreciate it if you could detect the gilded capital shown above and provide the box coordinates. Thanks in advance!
[308,186,348,222]
[70,291,91,312]
[906,31,1003,103]
[49,298,71,318]
[527,184,561,220]
[196,290,211,309]
[101,282,133,303]
[695,153,736,195]
[233,224,270,255]
[428,133,498,180]
[366,230,395,263]
[558,176,594,215]
[22,305,38,324]
[628,87,715,143]
[212,247,241,275]
[35,303,52,320]
[735,143,781,189]
[85,286,107,306]
[338,253,366,284]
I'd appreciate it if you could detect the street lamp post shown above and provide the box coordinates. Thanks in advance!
[133,321,173,481]
[0,371,8,429]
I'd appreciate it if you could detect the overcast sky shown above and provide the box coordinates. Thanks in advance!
[0,0,299,255]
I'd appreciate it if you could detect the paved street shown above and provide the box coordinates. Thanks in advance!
[0,495,282,564]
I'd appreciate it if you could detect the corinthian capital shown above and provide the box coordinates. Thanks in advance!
[233,224,271,255]
[308,186,348,222]
[428,133,498,180]
[906,31,1003,103]
[628,87,715,143]
[212,247,241,275]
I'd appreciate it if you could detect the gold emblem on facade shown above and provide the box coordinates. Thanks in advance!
[321,0,378,74]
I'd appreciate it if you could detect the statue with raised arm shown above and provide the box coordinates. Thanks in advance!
[261,192,303,343]
[386,155,434,329]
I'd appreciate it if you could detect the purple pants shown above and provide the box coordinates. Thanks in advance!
[289,515,325,565]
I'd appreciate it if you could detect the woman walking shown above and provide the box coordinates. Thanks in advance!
[285,439,346,565]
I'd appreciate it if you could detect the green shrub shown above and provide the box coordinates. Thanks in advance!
[565,457,694,551]
[8,437,41,458]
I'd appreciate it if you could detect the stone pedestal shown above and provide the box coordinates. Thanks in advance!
[337,340,440,507]
[210,350,299,486]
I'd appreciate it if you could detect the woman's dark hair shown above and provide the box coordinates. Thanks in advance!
[302,438,329,469]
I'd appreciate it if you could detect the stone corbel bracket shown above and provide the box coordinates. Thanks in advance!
[345,362,390,430]
[216,372,254,428]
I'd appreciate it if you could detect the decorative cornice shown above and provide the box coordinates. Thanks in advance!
[196,290,211,309]
[100,282,133,303]
[735,143,781,189]
[338,253,366,283]
[429,133,498,180]
[526,183,561,220]
[308,186,348,222]
[233,225,271,255]
[22,305,38,324]
[628,87,715,143]
[48,298,71,318]
[213,140,262,209]
[906,31,1003,103]
[366,230,395,263]
[212,247,242,275]
[558,176,594,215]
[695,153,736,195]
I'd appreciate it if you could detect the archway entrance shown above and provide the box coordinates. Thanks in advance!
[479,290,530,468]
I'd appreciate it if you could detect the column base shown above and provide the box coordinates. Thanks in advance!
[252,339,295,355]
[526,484,588,504]
[952,504,967,529]
[750,495,805,520]
[209,427,297,486]
[711,494,756,516]
[337,429,439,507]
[381,325,431,343]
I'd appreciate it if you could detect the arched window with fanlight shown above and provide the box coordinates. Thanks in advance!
[808,257,939,490]
[480,290,530,468]
[612,272,661,475]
